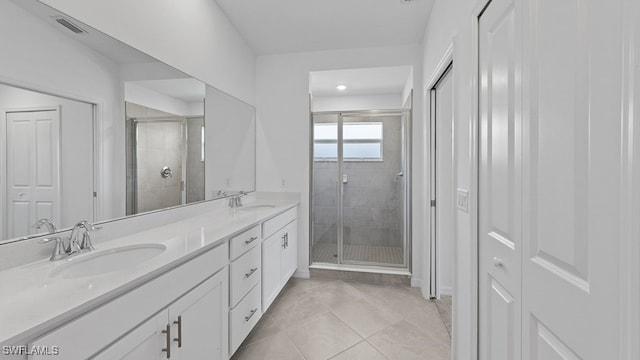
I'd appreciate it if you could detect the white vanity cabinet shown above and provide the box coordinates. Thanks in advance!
[261,208,297,312]
[3,202,300,360]
[93,269,228,360]
[27,243,229,360]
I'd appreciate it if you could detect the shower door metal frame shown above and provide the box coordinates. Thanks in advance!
[310,109,412,270]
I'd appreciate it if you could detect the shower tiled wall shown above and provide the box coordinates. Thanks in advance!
[136,121,184,213]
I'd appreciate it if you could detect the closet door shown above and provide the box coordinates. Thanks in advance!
[478,0,522,359]
[520,0,623,359]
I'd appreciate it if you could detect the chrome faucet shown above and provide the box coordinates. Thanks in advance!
[39,220,101,261]
[68,220,101,254]
[217,190,227,197]
[228,191,247,208]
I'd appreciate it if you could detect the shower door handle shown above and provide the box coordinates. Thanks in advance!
[342,174,348,184]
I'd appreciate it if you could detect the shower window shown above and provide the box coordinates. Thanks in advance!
[314,122,383,161]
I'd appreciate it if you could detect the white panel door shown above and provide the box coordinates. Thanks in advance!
[5,110,60,238]
[479,0,522,359]
[521,0,623,358]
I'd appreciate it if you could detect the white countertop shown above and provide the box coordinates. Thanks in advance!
[0,199,298,346]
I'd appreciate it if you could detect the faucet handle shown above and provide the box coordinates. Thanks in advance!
[38,237,66,261]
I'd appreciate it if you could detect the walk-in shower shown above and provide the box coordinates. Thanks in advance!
[310,110,411,269]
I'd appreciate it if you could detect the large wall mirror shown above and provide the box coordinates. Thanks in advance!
[0,0,256,244]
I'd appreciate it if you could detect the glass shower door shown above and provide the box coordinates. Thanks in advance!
[340,114,406,266]
[311,114,340,263]
[311,111,408,268]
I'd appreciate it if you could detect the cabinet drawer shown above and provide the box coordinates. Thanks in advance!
[230,245,261,307]
[262,207,296,239]
[229,284,261,355]
[230,225,261,260]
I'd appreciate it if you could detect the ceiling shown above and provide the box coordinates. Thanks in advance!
[310,66,412,97]
[215,0,434,55]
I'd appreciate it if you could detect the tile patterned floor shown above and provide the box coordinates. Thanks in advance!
[231,278,451,360]
[312,243,404,264]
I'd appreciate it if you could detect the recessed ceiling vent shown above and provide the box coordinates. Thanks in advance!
[53,16,87,34]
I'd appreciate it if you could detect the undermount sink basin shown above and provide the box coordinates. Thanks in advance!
[49,244,167,279]
[238,204,276,211]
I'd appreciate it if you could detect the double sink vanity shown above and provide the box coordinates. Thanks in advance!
[0,197,299,359]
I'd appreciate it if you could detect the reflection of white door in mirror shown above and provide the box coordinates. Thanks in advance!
[5,109,61,239]
[0,82,95,242]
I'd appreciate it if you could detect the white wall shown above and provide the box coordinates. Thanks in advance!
[421,0,484,359]
[312,94,403,112]
[39,0,256,106]
[256,45,425,281]
[205,86,256,197]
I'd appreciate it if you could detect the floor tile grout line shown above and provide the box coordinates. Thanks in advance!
[364,338,391,360]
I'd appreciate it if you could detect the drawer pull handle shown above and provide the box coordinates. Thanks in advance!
[245,308,258,322]
[245,267,258,278]
[245,236,258,244]
[161,324,171,358]
[282,233,287,249]
[173,315,182,348]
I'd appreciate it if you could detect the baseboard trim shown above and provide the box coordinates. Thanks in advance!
[440,286,453,296]
[293,268,310,278]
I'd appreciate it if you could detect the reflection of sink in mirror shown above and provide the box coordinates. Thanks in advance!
[239,205,276,211]
[49,244,166,279]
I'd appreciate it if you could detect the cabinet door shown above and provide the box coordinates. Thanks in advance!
[280,220,297,282]
[92,311,168,360]
[169,268,228,360]
[262,231,282,312]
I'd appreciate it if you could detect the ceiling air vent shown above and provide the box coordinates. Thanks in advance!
[53,16,87,34]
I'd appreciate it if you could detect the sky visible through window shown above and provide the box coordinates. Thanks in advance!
[314,122,383,160]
